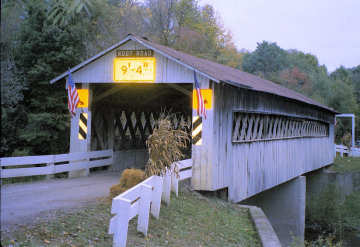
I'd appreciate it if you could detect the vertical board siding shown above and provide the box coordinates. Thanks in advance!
[191,79,212,190]
[72,40,207,84]
[212,84,335,202]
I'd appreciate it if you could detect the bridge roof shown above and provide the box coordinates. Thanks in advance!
[50,34,336,113]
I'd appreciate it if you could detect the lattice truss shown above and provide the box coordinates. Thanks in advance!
[114,111,191,149]
[232,112,329,143]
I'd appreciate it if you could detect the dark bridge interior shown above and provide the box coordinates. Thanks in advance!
[90,83,192,151]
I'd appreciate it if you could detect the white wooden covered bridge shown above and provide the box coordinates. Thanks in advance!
[51,34,336,203]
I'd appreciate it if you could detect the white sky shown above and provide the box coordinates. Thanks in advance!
[200,0,360,72]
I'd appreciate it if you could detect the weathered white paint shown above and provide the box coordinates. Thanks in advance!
[70,40,209,85]
[335,144,349,157]
[161,169,172,205]
[171,159,192,196]
[50,35,217,84]
[351,147,360,157]
[191,79,212,191]
[335,145,360,157]
[69,84,92,177]
[191,83,335,202]
[0,150,113,178]
[109,159,192,247]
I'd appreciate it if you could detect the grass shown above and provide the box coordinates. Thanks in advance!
[329,156,360,173]
[1,187,260,247]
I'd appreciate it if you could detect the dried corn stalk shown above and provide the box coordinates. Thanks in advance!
[145,113,190,177]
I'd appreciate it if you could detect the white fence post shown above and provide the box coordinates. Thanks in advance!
[46,155,55,179]
[149,176,163,219]
[171,168,180,197]
[137,184,152,236]
[110,198,131,247]
[162,170,171,205]
[108,159,192,247]
[171,159,192,197]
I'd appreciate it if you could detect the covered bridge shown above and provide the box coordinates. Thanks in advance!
[51,34,336,203]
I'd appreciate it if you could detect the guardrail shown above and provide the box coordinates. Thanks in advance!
[0,150,113,178]
[109,159,192,247]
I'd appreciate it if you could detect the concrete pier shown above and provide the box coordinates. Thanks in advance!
[241,176,306,247]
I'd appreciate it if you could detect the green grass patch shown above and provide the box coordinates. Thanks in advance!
[1,188,260,247]
[329,157,360,173]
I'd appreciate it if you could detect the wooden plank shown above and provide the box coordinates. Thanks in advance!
[176,159,192,169]
[179,169,192,180]
[87,150,113,158]
[1,155,54,167]
[54,161,88,173]
[1,166,52,178]
[88,158,113,168]
[136,184,152,236]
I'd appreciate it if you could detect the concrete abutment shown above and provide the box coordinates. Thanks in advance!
[241,176,306,247]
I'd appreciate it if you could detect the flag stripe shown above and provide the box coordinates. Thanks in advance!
[67,71,79,115]
[194,71,206,119]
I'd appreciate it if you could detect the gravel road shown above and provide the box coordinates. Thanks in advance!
[1,171,119,232]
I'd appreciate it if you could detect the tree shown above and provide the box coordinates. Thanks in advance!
[145,0,177,45]
[9,0,85,156]
[242,41,287,76]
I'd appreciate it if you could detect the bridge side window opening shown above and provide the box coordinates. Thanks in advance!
[232,111,329,143]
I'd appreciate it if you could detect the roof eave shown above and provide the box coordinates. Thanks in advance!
[50,34,219,84]
[50,35,133,84]
[132,36,219,83]
[220,80,337,114]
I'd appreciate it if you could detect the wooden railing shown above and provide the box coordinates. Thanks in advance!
[335,144,349,157]
[0,150,113,178]
[109,159,192,247]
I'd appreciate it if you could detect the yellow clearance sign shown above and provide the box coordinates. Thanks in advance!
[113,57,156,82]
[193,89,212,110]
[77,89,89,108]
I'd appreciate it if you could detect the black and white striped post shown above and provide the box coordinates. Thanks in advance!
[192,116,202,145]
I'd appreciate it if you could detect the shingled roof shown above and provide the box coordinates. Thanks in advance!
[51,34,335,113]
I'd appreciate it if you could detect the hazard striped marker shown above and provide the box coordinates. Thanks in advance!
[78,113,88,140]
[192,116,202,145]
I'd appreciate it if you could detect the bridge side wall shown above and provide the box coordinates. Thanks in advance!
[211,83,335,202]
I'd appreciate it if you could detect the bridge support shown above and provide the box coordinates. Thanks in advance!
[69,84,92,178]
[242,176,306,247]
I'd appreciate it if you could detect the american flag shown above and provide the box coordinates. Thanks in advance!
[67,71,79,116]
[194,71,206,119]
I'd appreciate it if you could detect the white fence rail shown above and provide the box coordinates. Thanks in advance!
[0,150,113,178]
[109,159,192,247]
[335,144,360,157]
[335,144,349,157]
[350,147,360,157]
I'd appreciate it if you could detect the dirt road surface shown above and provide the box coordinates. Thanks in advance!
[1,171,119,232]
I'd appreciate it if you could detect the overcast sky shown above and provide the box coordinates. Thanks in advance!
[200,0,360,72]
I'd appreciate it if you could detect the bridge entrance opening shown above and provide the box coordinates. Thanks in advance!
[90,83,192,171]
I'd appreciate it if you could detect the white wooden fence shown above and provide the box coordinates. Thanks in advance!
[335,144,349,157]
[109,159,192,247]
[350,147,360,157]
[0,150,113,178]
[335,144,360,157]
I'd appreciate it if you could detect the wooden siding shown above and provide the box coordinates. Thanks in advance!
[191,80,213,190]
[72,40,208,84]
[194,83,335,201]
